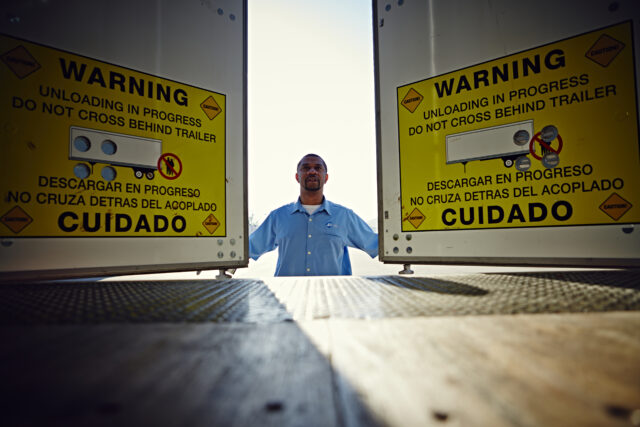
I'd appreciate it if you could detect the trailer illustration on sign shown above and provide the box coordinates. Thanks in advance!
[69,127,162,181]
[445,120,534,171]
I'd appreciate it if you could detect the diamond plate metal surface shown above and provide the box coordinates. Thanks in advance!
[1,270,639,324]
[266,271,640,320]
[0,279,291,324]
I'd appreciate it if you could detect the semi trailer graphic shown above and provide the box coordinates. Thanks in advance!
[69,127,162,181]
[445,120,534,171]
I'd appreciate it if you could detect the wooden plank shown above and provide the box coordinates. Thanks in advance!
[301,312,640,427]
[0,323,378,427]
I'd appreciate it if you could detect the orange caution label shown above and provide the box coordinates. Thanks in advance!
[406,208,426,228]
[599,193,632,221]
[1,206,33,233]
[400,88,423,113]
[200,95,222,120]
[202,213,220,234]
[1,45,41,79]
[585,34,624,67]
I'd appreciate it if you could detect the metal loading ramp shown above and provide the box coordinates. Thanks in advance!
[1,271,639,426]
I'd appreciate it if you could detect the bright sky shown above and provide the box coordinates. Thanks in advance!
[248,0,377,225]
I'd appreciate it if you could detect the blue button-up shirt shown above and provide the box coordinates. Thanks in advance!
[249,198,378,276]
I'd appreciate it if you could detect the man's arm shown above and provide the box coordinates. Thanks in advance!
[249,213,277,260]
[346,211,379,258]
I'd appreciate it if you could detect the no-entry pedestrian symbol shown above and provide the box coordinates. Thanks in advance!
[158,153,182,180]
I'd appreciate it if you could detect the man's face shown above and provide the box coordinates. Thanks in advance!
[296,156,328,192]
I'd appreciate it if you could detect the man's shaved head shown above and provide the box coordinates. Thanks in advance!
[297,154,327,172]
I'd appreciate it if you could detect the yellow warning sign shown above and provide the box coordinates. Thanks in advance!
[200,95,222,120]
[1,206,33,233]
[599,193,632,221]
[202,213,220,234]
[0,34,227,237]
[397,21,640,232]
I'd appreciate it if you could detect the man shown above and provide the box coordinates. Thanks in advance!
[249,154,378,276]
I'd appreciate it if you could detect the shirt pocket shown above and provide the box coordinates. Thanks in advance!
[319,223,346,248]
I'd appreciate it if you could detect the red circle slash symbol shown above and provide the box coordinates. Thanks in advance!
[158,153,182,180]
[529,132,563,161]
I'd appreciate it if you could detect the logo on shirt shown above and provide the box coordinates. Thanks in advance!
[325,222,339,229]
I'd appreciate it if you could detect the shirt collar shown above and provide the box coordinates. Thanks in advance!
[291,197,332,215]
